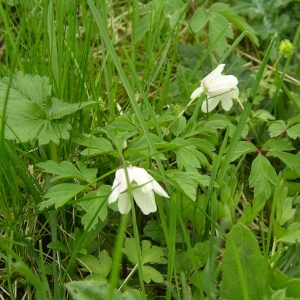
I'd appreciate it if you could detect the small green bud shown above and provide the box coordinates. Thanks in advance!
[279,39,294,58]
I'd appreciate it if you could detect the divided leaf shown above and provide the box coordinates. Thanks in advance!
[37,160,97,183]
[249,154,277,198]
[79,250,112,279]
[122,238,167,283]
[39,183,88,209]
[79,185,111,231]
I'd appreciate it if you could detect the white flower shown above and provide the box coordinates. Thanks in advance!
[190,64,239,113]
[108,166,169,215]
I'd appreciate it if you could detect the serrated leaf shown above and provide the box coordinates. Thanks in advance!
[122,238,167,283]
[79,251,112,278]
[47,241,69,253]
[141,240,167,265]
[143,220,166,243]
[175,147,201,172]
[37,160,87,182]
[287,124,300,139]
[278,222,300,244]
[268,151,300,176]
[220,223,270,299]
[268,120,286,137]
[142,265,164,283]
[39,183,88,209]
[190,7,209,32]
[46,97,95,119]
[249,154,277,198]
[76,161,98,183]
[170,115,186,136]
[262,138,294,152]
[79,186,111,231]
[167,171,197,201]
[209,12,233,56]
[0,72,96,145]
[231,141,257,162]
[72,133,116,157]
[79,255,102,274]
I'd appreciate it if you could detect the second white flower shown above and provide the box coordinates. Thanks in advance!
[191,64,239,113]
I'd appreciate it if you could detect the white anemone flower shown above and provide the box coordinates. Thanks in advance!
[190,64,239,113]
[108,166,169,215]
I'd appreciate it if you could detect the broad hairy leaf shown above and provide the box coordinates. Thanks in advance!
[220,223,270,299]
[0,72,95,145]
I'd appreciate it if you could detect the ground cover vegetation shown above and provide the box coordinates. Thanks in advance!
[0,0,300,299]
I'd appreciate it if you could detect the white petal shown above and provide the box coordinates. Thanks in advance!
[131,167,154,193]
[201,96,222,113]
[190,86,204,99]
[108,186,120,204]
[115,169,128,194]
[220,95,233,111]
[202,64,225,87]
[118,192,132,214]
[150,180,169,198]
[133,189,157,215]
[206,75,238,96]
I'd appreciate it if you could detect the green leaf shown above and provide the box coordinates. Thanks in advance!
[39,183,88,209]
[190,7,209,32]
[46,97,95,119]
[268,151,300,176]
[231,141,257,162]
[262,138,294,152]
[287,124,300,139]
[79,186,111,231]
[220,223,270,299]
[209,12,233,56]
[79,250,112,278]
[0,72,96,145]
[278,222,300,244]
[240,193,267,225]
[37,160,97,183]
[122,238,138,265]
[268,120,286,137]
[167,171,197,201]
[122,238,167,283]
[187,241,209,269]
[271,268,300,298]
[221,12,259,46]
[47,241,69,253]
[249,154,277,198]
[170,115,186,136]
[276,195,295,226]
[143,220,166,244]
[65,281,143,300]
[76,161,98,183]
[142,265,164,283]
[141,240,167,265]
